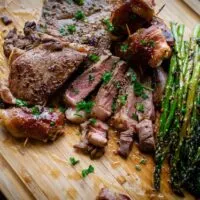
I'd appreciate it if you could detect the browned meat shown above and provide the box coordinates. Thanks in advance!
[97,188,131,200]
[91,61,128,121]
[116,26,171,68]
[0,107,65,142]
[110,79,138,158]
[1,16,12,25]
[136,119,155,152]
[153,67,167,106]
[9,41,86,105]
[38,0,114,52]
[151,16,174,46]
[74,119,108,159]
[64,55,120,106]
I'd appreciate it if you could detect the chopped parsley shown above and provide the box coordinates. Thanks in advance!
[74,10,85,20]
[73,0,84,5]
[103,19,114,32]
[76,100,94,113]
[49,107,54,113]
[82,165,94,178]
[136,103,144,113]
[59,24,76,36]
[132,113,138,121]
[140,158,147,165]
[102,72,112,84]
[88,74,95,82]
[31,106,40,116]
[114,81,121,89]
[16,99,28,107]
[88,54,100,62]
[59,107,66,113]
[69,157,80,166]
[118,95,127,105]
[120,44,128,53]
[135,165,141,171]
[50,121,55,126]
[89,118,97,125]
[140,39,155,47]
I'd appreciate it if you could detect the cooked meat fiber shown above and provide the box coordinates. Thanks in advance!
[64,55,120,106]
[9,41,86,105]
[116,26,171,68]
[97,188,131,200]
[74,119,108,159]
[136,119,155,152]
[91,61,128,121]
[111,0,155,36]
[0,107,65,142]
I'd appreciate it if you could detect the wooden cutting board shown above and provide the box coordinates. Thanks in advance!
[0,0,199,199]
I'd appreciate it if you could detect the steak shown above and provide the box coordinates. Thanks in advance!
[64,55,120,106]
[9,41,86,105]
[91,61,128,121]
[0,107,65,142]
[97,188,131,200]
[136,119,155,152]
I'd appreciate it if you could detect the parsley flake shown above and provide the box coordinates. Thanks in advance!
[89,118,97,125]
[119,95,127,105]
[50,121,55,126]
[103,19,114,32]
[16,99,28,107]
[69,157,80,166]
[135,165,141,171]
[31,106,40,116]
[59,107,66,113]
[82,165,94,178]
[140,39,155,47]
[132,113,138,121]
[120,44,128,53]
[102,72,112,84]
[140,158,147,165]
[76,100,94,113]
[136,103,144,113]
[74,10,85,20]
[73,0,84,5]
[59,24,76,36]
[88,54,100,62]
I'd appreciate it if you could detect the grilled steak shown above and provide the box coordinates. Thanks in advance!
[97,188,131,200]
[9,41,86,105]
[74,119,108,159]
[0,107,65,142]
[64,55,120,106]
[91,61,128,121]
[136,119,155,152]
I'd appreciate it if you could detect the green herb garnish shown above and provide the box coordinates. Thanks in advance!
[76,100,94,113]
[73,0,84,5]
[88,54,100,62]
[140,158,147,165]
[135,165,141,171]
[16,99,28,107]
[59,24,76,36]
[89,118,97,125]
[49,107,54,113]
[59,107,66,113]
[103,19,114,32]
[136,103,144,113]
[88,74,95,82]
[67,25,76,34]
[82,165,94,177]
[132,113,138,121]
[120,44,128,53]
[118,95,127,105]
[31,106,40,116]
[102,72,112,84]
[50,121,55,126]
[140,39,155,47]
[69,157,80,166]
[74,10,85,20]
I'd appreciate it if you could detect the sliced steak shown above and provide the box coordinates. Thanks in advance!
[9,41,86,105]
[64,55,120,106]
[97,188,131,200]
[74,119,108,159]
[0,107,65,142]
[91,61,128,121]
[136,119,155,152]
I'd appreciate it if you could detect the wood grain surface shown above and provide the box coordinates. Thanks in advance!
[0,0,199,199]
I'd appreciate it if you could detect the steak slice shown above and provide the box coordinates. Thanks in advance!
[64,55,120,106]
[74,119,108,159]
[91,61,128,121]
[0,107,65,142]
[9,41,86,105]
[97,188,131,200]
[136,119,155,152]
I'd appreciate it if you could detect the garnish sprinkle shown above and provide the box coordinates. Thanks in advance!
[32,106,40,116]
[73,0,84,5]
[102,72,112,84]
[136,103,144,113]
[88,54,100,62]
[103,19,114,32]
[135,165,141,171]
[120,44,128,53]
[69,157,80,166]
[82,165,94,177]
[118,95,127,105]
[76,100,94,113]
[74,10,85,20]
[16,99,28,107]
[140,39,155,47]
[140,158,147,165]
[50,121,55,126]
[59,25,76,36]
[89,118,97,125]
